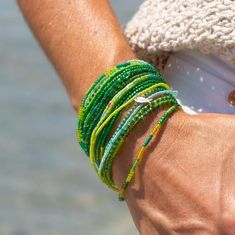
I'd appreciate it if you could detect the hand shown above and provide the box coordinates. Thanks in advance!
[113,111,235,235]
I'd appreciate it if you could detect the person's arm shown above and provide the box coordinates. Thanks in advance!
[17,0,136,111]
[17,1,235,234]
[17,0,184,190]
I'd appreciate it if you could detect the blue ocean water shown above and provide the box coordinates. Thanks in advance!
[0,1,142,234]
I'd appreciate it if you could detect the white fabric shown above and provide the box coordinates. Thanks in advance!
[163,49,235,115]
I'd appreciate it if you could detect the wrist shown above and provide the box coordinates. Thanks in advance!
[112,109,187,192]
[77,58,183,200]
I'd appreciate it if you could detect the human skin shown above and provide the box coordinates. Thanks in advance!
[17,0,235,234]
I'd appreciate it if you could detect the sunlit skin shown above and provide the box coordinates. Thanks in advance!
[18,1,235,234]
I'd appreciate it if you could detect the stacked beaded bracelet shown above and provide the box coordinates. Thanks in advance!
[77,60,181,201]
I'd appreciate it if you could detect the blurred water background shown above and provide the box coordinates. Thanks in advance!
[0,1,142,234]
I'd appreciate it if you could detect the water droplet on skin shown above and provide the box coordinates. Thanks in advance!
[200,77,204,82]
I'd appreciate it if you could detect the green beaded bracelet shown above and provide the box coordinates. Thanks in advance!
[77,59,180,200]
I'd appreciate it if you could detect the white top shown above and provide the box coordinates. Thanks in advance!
[163,49,235,115]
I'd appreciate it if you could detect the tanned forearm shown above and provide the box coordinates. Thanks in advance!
[17,0,136,111]
[17,0,185,208]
